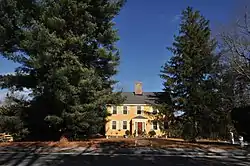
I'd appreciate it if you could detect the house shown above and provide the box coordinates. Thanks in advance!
[105,82,165,138]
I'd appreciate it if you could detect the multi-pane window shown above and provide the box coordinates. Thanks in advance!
[137,106,142,114]
[123,106,128,114]
[112,106,117,114]
[153,121,158,130]
[112,121,116,129]
[123,121,127,129]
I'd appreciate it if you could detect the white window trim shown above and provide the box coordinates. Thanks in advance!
[137,106,143,115]
[111,121,117,130]
[112,106,117,114]
[152,121,158,130]
[123,106,128,114]
[122,120,128,130]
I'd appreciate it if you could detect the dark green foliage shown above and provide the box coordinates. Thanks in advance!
[166,117,184,138]
[125,130,130,136]
[0,0,125,140]
[148,130,156,137]
[160,7,225,141]
[150,91,174,136]
[0,93,29,141]
[231,106,250,142]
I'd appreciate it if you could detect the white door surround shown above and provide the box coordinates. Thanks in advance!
[132,118,147,136]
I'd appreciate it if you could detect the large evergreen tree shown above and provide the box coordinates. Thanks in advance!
[160,7,221,141]
[0,0,125,140]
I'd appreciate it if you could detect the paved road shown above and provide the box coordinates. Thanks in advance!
[0,150,250,166]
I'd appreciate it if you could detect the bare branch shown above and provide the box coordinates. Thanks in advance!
[218,5,250,82]
[244,5,250,34]
[232,58,250,81]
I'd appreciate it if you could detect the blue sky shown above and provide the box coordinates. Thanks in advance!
[114,0,248,92]
[0,0,248,98]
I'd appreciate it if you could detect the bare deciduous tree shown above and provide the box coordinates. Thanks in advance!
[219,6,250,81]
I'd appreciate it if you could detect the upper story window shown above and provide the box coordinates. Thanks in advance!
[112,106,117,114]
[123,106,128,114]
[137,106,142,114]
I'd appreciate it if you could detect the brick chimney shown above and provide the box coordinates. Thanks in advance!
[134,82,143,95]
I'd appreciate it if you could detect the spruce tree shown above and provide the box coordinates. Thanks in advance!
[0,0,125,140]
[160,7,219,141]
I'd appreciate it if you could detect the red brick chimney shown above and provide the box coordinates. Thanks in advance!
[134,82,143,95]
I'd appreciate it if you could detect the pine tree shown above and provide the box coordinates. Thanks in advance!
[0,93,30,141]
[160,7,219,141]
[0,0,125,140]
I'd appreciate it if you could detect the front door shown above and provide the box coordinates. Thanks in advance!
[137,122,143,135]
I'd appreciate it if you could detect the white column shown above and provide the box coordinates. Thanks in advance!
[142,122,145,132]
[133,121,136,137]
[135,121,138,136]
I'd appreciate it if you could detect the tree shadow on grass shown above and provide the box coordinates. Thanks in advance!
[53,141,250,166]
[57,154,250,166]
[1,152,249,166]
[0,140,249,166]
[95,140,135,154]
[0,143,94,166]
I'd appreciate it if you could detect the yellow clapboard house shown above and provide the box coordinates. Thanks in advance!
[105,82,165,138]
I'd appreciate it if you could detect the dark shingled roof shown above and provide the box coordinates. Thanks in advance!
[122,92,161,104]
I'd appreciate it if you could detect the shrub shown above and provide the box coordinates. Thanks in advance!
[142,129,147,136]
[182,121,197,142]
[125,130,130,136]
[148,130,156,137]
[133,130,136,137]
[231,106,250,142]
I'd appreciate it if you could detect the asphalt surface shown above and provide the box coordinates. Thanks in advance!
[0,149,250,166]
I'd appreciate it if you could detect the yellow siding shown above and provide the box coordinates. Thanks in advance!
[105,105,164,137]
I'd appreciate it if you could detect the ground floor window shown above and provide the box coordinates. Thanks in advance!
[112,121,116,129]
[123,121,127,129]
[153,121,158,130]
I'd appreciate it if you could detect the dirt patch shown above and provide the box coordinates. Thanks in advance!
[146,138,239,150]
[0,138,241,150]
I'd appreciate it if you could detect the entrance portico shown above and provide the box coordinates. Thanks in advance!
[131,116,148,136]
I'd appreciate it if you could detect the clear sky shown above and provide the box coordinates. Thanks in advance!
[114,0,248,92]
[0,0,248,98]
